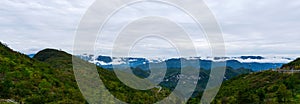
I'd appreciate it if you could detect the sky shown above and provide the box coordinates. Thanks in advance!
[0,0,300,58]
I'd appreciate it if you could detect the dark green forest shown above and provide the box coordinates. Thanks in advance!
[188,64,300,103]
[0,42,86,103]
[209,71,300,104]
[282,58,300,70]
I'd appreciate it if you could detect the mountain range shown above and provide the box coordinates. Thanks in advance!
[77,54,291,72]
[0,42,255,103]
[1,41,299,103]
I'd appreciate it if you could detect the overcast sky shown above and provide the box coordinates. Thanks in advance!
[0,0,299,58]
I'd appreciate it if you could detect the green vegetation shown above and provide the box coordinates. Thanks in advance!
[0,42,174,103]
[0,42,86,103]
[188,58,300,104]
[206,71,300,104]
[282,58,300,69]
[2,41,299,104]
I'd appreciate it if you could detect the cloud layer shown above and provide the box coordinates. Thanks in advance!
[0,0,299,58]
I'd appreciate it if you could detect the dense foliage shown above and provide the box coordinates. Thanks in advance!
[282,58,300,69]
[208,71,300,104]
[0,42,174,103]
[2,41,298,104]
[187,57,300,104]
[0,43,86,103]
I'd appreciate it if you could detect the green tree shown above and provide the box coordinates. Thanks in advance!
[276,84,292,102]
[257,88,265,103]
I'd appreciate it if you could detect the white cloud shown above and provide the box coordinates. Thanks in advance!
[0,0,299,58]
[0,0,94,54]
[205,0,300,57]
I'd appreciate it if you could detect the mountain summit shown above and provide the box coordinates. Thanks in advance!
[0,42,86,103]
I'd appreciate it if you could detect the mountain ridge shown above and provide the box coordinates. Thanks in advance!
[0,42,86,103]
[0,42,176,103]
[87,55,286,72]
[2,41,298,103]
[188,59,300,103]
[1,42,254,103]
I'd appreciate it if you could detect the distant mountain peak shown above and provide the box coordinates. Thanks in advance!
[33,48,71,62]
[281,58,300,69]
[240,56,264,59]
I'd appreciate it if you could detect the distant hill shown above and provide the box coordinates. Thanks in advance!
[86,55,287,72]
[187,58,300,104]
[281,58,300,70]
[211,71,300,103]
[0,42,174,103]
[34,49,73,69]
[0,42,86,103]
[0,41,256,103]
[27,54,35,58]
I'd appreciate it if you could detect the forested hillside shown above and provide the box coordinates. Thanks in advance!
[282,58,300,69]
[187,56,300,104]
[0,42,86,103]
[1,41,280,104]
[0,42,173,103]
[209,71,300,103]
[215,71,299,103]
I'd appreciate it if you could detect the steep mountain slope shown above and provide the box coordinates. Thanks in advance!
[34,49,72,69]
[0,42,258,103]
[202,63,300,104]
[0,43,86,103]
[0,43,174,103]
[35,49,175,103]
[281,58,300,69]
